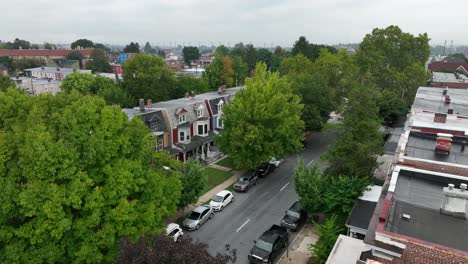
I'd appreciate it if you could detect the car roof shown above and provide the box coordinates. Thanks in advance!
[193,205,210,213]
[166,223,180,234]
[260,231,281,243]
[215,190,231,197]
[288,201,302,212]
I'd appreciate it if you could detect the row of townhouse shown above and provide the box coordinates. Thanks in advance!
[327,86,468,264]
[123,86,243,162]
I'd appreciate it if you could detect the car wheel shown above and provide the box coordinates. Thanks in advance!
[209,213,214,219]
[220,205,224,211]
[175,237,179,243]
[196,224,200,230]
[245,186,249,192]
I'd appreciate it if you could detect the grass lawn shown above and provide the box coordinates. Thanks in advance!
[216,156,240,169]
[202,167,233,195]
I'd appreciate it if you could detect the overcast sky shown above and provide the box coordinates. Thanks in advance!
[1,0,466,47]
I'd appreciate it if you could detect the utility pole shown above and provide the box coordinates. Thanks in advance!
[443,40,447,56]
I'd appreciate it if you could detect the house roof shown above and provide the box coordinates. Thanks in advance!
[408,111,468,134]
[0,49,93,57]
[326,235,371,264]
[412,87,468,116]
[433,72,468,84]
[346,186,382,231]
[25,67,91,75]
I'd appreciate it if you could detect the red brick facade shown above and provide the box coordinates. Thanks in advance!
[400,158,468,177]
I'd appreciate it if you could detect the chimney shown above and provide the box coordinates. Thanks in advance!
[445,95,451,104]
[147,99,153,109]
[56,68,60,72]
[448,183,455,190]
[139,98,145,112]
[41,66,45,70]
[443,89,448,95]
[185,93,190,100]
[461,183,467,192]
[217,85,226,94]
[190,91,195,99]
[448,108,454,114]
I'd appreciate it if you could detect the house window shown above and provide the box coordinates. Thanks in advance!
[179,114,186,124]
[157,138,163,151]
[150,122,160,132]
[179,131,185,142]
[217,101,224,113]
[217,118,223,128]
[197,123,208,136]
[196,109,204,118]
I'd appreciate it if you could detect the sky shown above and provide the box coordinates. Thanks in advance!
[1,0,466,47]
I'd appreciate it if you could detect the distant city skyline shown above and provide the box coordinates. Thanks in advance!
[1,0,467,47]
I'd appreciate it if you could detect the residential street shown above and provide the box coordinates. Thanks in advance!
[187,131,332,263]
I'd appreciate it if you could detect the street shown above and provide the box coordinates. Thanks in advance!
[187,131,332,263]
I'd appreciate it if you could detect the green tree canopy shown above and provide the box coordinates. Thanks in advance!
[216,63,304,168]
[178,159,207,207]
[44,42,57,50]
[356,25,430,104]
[0,75,16,92]
[95,43,111,53]
[292,36,337,61]
[1,38,31,49]
[66,51,85,68]
[244,44,258,73]
[0,56,14,72]
[122,54,177,102]
[123,42,140,53]
[215,45,230,56]
[322,85,383,177]
[0,89,181,263]
[203,54,246,89]
[176,74,210,97]
[310,215,343,264]
[86,49,112,73]
[71,39,94,49]
[12,58,45,72]
[182,46,201,65]
[256,48,272,69]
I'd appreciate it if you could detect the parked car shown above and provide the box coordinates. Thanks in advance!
[209,190,234,211]
[255,163,276,177]
[281,201,308,232]
[233,172,258,192]
[166,223,184,242]
[182,205,214,231]
[269,157,282,168]
[248,225,289,264]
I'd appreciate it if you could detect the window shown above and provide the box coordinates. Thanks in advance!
[217,118,223,128]
[198,124,204,135]
[179,131,185,142]
[179,114,186,124]
[157,138,163,151]
[217,102,224,113]
[204,124,208,133]
[150,122,160,131]
[196,109,204,118]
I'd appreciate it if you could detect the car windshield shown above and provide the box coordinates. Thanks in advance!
[255,239,273,252]
[287,210,300,219]
[187,211,201,220]
[168,229,179,236]
[239,177,249,183]
[212,195,224,203]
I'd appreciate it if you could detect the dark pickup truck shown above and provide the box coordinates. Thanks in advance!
[248,225,289,264]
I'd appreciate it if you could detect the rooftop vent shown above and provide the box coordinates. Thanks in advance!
[139,98,145,113]
[147,99,153,109]
[448,108,454,114]
[190,91,195,99]
[402,214,411,221]
[435,133,453,155]
[443,88,448,95]
[445,95,451,104]
[441,184,468,219]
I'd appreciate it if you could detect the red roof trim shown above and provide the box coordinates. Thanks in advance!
[0,49,93,57]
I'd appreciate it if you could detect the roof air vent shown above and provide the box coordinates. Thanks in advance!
[402,214,411,221]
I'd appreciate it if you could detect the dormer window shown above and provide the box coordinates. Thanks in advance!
[217,100,224,113]
[196,108,204,118]
[195,104,205,118]
[179,114,186,124]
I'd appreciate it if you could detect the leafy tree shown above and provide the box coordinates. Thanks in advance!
[8,38,31,49]
[292,36,337,61]
[322,85,383,177]
[66,51,85,68]
[178,159,207,207]
[0,89,181,263]
[0,56,14,72]
[203,54,224,89]
[271,46,290,72]
[215,45,230,56]
[123,42,140,53]
[230,43,246,59]
[157,49,166,58]
[256,48,272,69]
[116,234,236,264]
[232,56,248,86]
[0,75,15,92]
[12,58,45,72]
[176,74,210,97]
[279,54,314,76]
[356,25,430,104]
[377,89,408,126]
[294,160,325,213]
[71,38,94,49]
[86,49,112,73]
[43,42,56,50]
[216,63,304,168]
[31,44,40,49]
[143,42,157,54]
[95,43,111,53]
[61,72,95,93]
[182,46,201,65]
[222,56,235,87]
[244,44,258,73]
[310,215,343,264]
[122,53,177,102]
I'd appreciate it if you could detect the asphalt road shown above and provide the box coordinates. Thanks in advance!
[187,131,332,263]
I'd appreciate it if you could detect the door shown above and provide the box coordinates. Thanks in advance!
[200,209,209,224]
[224,193,232,206]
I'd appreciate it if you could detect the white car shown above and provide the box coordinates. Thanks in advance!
[166,223,184,242]
[209,190,234,211]
[269,157,282,168]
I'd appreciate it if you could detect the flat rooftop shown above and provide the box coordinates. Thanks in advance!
[405,131,468,165]
[408,111,468,134]
[326,235,370,264]
[386,169,468,251]
[433,72,468,83]
[412,87,468,115]
[346,186,382,231]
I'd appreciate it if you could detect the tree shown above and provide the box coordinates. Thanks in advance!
[216,63,304,168]
[232,56,248,86]
[94,43,111,53]
[215,45,230,56]
[292,36,337,61]
[144,42,156,54]
[294,160,326,213]
[123,42,140,53]
[182,46,201,65]
[356,25,430,104]
[0,89,181,263]
[377,89,408,126]
[157,49,166,58]
[256,48,273,69]
[271,46,290,72]
[0,75,15,92]
[322,85,383,177]
[176,75,210,97]
[86,49,112,73]
[178,159,207,207]
[203,54,225,89]
[122,54,177,102]
[66,51,85,68]
[71,39,94,49]
[116,234,236,264]
[244,44,258,73]
[31,44,40,49]
[230,43,246,59]
[12,58,45,72]
[222,56,235,87]
[61,72,95,93]
[0,56,14,72]
[310,215,343,264]
[44,42,56,50]
[10,38,31,49]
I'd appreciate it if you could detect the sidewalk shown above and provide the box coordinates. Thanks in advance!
[278,224,318,264]
[166,162,246,223]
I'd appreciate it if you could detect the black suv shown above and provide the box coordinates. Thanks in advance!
[255,163,276,177]
[248,225,288,264]
[281,201,307,232]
